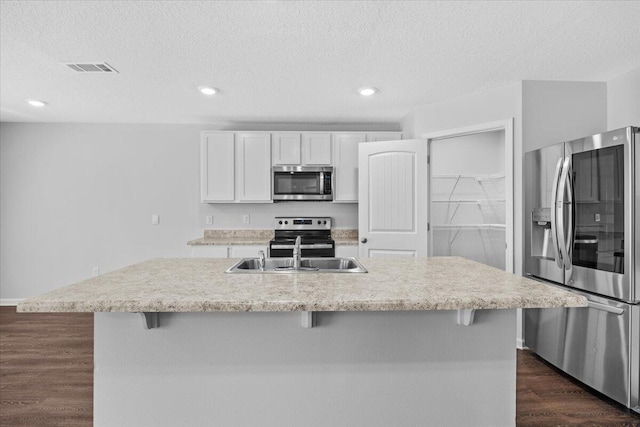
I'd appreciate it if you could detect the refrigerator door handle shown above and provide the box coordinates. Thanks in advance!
[551,158,564,269]
[587,301,625,315]
[557,156,572,270]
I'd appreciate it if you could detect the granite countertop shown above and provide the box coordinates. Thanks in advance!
[188,229,359,246]
[188,230,274,246]
[17,257,587,313]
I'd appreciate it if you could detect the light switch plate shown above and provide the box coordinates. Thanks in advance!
[152,214,160,225]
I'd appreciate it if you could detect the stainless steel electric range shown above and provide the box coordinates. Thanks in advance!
[269,217,335,258]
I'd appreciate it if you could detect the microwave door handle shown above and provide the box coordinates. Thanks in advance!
[551,158,564,268]
[319,172,325,195]
[557,156,572,271]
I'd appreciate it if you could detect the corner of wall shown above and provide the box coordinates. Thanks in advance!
[607,67,640,130]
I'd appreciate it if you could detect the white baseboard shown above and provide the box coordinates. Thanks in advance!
[516,338,527,350]
[0,298,24,306]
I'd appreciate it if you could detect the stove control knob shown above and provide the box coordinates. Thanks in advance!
[318,220,321,225]
[285,221,288,225]
[323,221,327,224]
[279,221,283,225]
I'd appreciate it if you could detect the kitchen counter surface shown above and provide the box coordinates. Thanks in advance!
[18,257,587,313]
[187,229,359,246]
[187,229,273,246]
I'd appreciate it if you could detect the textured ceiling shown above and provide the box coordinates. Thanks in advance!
[1,1,639,124]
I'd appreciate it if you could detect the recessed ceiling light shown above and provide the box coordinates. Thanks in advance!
[358,87,378,96]
[198,86,218,96]
[26,99,47,107]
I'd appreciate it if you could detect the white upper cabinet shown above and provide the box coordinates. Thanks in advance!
[201,132,235,202]
[201,132,271,203]
[367,132,402,142]
[272,132,332,166]
[302,133,332,165]
[272,133,301,165]
[202,130,399,204]
[332,133,367,202]
[235,133,272,202]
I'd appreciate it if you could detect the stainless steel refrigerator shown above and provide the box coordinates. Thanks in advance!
[524,126,639,413]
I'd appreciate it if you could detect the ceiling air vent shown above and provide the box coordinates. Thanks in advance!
[63,62,119,73]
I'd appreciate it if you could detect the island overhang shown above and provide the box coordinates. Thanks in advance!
[17,256,587,313]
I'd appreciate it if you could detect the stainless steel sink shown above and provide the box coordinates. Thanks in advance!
[225,257,368,273]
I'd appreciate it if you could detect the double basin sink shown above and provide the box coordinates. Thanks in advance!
[226,257,368,274]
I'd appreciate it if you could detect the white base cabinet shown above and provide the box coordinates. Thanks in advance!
[191,245,268,259]
[335,245,358,258]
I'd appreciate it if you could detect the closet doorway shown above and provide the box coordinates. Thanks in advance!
[424,120,513,272]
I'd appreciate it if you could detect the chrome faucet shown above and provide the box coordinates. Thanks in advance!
[258,250,266,271]
[293,236,302,269]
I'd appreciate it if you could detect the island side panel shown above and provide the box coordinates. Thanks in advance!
[94,310,516,427]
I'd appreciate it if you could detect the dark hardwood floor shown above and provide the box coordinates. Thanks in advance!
[1,306,639,426]
[517,349,640,426]
[0,306,93,426]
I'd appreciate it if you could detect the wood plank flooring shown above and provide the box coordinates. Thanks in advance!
[0,306,93,426]
[517,350,640,426]
[1,306,639,426]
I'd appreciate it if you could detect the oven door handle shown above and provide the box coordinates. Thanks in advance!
[270,244,334,250]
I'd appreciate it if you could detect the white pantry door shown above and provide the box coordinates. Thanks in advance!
[358,139,428,258]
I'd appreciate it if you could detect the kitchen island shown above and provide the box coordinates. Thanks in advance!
[18,257,587,426]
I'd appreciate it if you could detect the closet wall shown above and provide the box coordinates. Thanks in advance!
[430,130,506,270]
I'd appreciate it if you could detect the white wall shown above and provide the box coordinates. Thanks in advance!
[402,80,607,348]
[401,82,523,273]
[607,68,640,130]
[0,122,395,300]
[522,80,607,153]
[430,130,505,175]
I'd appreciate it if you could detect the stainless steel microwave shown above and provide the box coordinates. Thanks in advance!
[272,166,333,201]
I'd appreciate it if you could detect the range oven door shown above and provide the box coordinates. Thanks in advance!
[269,243,335,258]
[565,127,636,302]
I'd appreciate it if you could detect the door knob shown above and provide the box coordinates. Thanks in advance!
[360,238,367,243]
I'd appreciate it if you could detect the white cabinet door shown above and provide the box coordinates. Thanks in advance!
[333,133,366,202]
[236,133,272,202]
[335,245,358,258]
[228,245,268,258]
[367,132,402,142]
[201,132,235,202]
[302,133,332,165]
[272,133,301,165]
[358,139,428,258]
[191,246,229,258]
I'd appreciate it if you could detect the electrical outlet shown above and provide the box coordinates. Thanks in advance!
[92,267,100,277]
[242,214,250,224]
[595,213,601,222]
[152,214,160,225]
[206,215,213,225]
